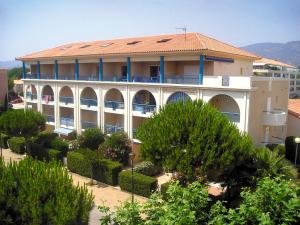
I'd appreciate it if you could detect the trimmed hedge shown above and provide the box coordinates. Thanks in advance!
[35,131,58,147]
[67,150,122,186]
[8,137,25,154]
[47,149,63,161]
[119,170,158,197]
[0,133,9,149]
[160,181,172,200]
[133,161,162,177]
[50,139,69,156]
[28,141,48,160]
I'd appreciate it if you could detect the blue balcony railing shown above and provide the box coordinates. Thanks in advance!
[133,103,156,113]
[59,75,74,80]
[104,124,124,134]
[82,120,97,129]
[132,75,159,83]
[42,95,54,102]
[26,74,38,79]
[26,93,37,100]
[44,114,55,123]
[103,75,127,82]
[59,96,74,104]
[165,75,198,84]
[221,112,240,123]
[80,98,97,107]
[104,100,124,110]
[41,74,54,79]
[79,76,98,81]
[60,117,74,127]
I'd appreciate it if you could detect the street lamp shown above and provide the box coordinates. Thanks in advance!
[294,137,300,166]
[129,152,136,204]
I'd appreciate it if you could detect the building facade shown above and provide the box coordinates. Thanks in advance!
[253,57,300,98]
[17,33,289,148]
[287,99,300,137]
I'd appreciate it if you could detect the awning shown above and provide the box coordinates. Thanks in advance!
[54,127,73,136]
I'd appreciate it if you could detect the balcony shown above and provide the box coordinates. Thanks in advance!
[104,124,124,134]
[262,110,287,126]
[41,74,54,79]
[82,120,97,129]
[133,103,156,114]
[165,75,198,84]
[60,117,74,128]
[26,74,38,79]
[105,101,124,110]
[80,98,97,107]
[132,75,159,83]
[59,96,74,105]
[79,75,98,81]
[104,75,127,82]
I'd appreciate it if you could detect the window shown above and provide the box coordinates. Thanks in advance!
[80,45,91,49]
[121,66,127,79]
[290,74,295,79]
[150,66,160,81]
[157,38,172,43]
[100,43,113,47]
[60,45,72,50]
[127,41,141,45]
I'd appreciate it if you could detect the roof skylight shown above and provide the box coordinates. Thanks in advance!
[80,44,91,49]
[127,41,141,45]
[60,45,72,50]
[157,38,172,43]
[100,43,113,47]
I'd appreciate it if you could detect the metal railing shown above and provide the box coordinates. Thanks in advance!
[132,75,159,83]
[26,93,37,100]
[104,124,124,134]
[165,75,198,84]
[221,112,240,123]
[133,103,156,113]
[26,74,38,79]
[79,76,98,81]
[60,117,74,127]
[44,114,55,123]
[59,96,74,104]
[40,74,54,79]
[80,98,97,107]
[59,75,74,80]
[82,120,97,129]
[103,75,127,82]
[42,95,54,102]
[104,100,124,110]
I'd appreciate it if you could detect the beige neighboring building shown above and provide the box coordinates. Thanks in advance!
[13,79,24,94]
[17,32,289,150]
[287,99,300,137]
[253,57,300,98]
[0,68,8,106]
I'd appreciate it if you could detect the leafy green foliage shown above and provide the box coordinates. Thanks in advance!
[136,100,252,180]
[50,139,69,156]
[7,137,25,154]
[119,170,158,197]
[0,133,9,149]
[35,131,58,147]
[133,161,162,177]
[77,128,105,150]
[208,177,300,225]
[47,148,63,161]
[0,109,45,138]
[99,132,131,165]
[0,157,93,225]
[7,67,23,91]
[160,181,172,200]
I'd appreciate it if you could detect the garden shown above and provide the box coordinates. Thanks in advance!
[0,99,299,224]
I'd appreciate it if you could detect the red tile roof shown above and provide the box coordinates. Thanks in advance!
[288,99,300,118]
[255,57,296,68]
[17,33,259,60]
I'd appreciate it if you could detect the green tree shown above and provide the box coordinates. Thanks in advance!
[136,100,253,180]
[77,128,105,150]
[0,109,45,138]
[7,67,23,90]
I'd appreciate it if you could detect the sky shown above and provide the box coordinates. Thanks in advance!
[0,0,299,61]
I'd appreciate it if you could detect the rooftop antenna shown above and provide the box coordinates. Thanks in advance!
[176,27,187,40]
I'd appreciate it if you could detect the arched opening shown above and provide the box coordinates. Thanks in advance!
[41,85,54,103]
[104,88,124,110]
[25,84,37,100]
[132,90,156,113]
[209,94,240,123]
[80,87,97,107]
[167,91,191,104]
[59,86,73,105]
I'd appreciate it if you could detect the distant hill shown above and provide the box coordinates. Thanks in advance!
[242,41,300,67]
[0,60,22,69]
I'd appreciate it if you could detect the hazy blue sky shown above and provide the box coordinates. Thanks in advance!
[1,0,299,60]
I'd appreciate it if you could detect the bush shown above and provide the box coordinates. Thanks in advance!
[160,181,172,200]
[47,149,63,161]
[0,157,93,224]
[0,109,45,138]
[67,149,122,185]
[78,128,105,150]
[119,170,158,197]
[35,131,58,147]
[50,139,69,155]
[68,130,77,140]
[136,100,253,180]
[265,143,278,151]
[274,144,286,156]
[8,137,25,154]
[133,161,162,176]
[0,133,9,148]
[99,132,131,165]
[27,140,48,160]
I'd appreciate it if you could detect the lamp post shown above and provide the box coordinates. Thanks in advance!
[129,152,136,204]
[294,137,300,166]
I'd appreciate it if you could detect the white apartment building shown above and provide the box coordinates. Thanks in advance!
[253,57,300,98]
[17,33,289,154]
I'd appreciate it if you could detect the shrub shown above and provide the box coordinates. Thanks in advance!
[274,144,286,156]
[160,181,172,200]
[208,177,300,225]
[0,157,93,224]
[265,143,278,151]
[0,109,45,138]
[67,151,92,178]
[119,170,158,197]
[133,161,162,176]
[8,137,25,154]
[27,140,48,160]
[35,131,58,147]
[136,100,253,180]
[78,128,105,150]
[0,133,9,149]
[47,149,63,161]
[50,139,69,155]
[68,130,77,140]
[94,159,122,185]
[99,132,131,165]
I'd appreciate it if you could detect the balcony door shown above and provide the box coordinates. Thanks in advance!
[150,66,159,82]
